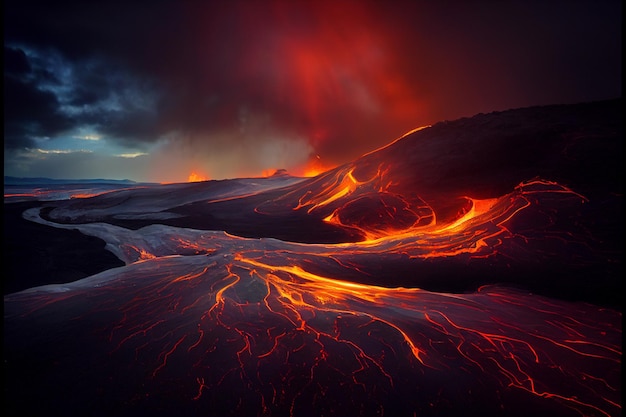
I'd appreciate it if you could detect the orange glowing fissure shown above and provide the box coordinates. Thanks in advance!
[257,156,335,179]
[9,126,618,417]
[101,243,620,417]
[291,160,527,246]
[10,167,619,417]
[188,171,209,182]
[234,254,427,364]
[301,154,334,178]
[294,167,363,212]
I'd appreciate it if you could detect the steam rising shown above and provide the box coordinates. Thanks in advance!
[3,0,622,181]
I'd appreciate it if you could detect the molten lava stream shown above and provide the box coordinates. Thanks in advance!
[87,250,620,417]
[3,173,620,417]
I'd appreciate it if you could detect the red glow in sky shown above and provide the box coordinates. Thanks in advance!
[3,0,622,182]
[230,0,426,160]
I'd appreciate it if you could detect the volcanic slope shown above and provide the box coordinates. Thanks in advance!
[5,99,622,417]
[45,99,622,241]
[42,98,623,304]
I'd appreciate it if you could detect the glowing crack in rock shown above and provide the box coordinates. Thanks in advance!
[4,100,622,417]
[6,176,620,417]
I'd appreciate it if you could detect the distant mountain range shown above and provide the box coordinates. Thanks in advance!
[4,176,153,185]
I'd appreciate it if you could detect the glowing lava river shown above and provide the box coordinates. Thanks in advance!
[4,100,622,416]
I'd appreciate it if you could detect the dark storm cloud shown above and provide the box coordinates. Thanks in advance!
[3,0,622,180]
[4,46,31,76]
[4,46,75,149]
[64,63,163,144]
[4,0,176,145]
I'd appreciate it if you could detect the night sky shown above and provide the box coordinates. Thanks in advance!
[4,0,622,183]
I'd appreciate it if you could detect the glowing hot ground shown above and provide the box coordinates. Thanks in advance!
[4,100,622,416]
[4,211,621,417]
[5,173,621,417]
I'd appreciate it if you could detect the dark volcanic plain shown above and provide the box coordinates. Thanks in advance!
[4,99,623,417]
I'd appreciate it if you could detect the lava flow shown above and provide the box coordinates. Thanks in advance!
[4,219,621,416]
[6,173,621,417]
[4,100,622,417]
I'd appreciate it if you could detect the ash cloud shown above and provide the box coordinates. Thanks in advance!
[3,0,622,181]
